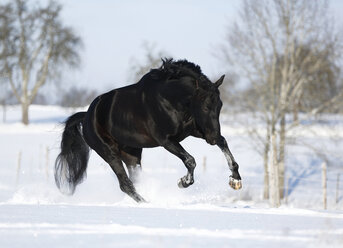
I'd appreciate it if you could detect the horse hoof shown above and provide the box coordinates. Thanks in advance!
[136,196,147,203]
[132,193,147,203]
[229,176,242,190]
[177,177,193,188]
[178,178,186,188]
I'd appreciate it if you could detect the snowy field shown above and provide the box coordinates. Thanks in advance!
[0,105,342,248]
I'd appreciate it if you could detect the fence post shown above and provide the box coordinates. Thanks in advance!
[285,172,288,205]
[39,144,42,171]
[45,146,49,180]
[322,162,327,210]
[336,173,340,205]
[2,103,6,123]
[16,151,22,186]
[202,156,207,172]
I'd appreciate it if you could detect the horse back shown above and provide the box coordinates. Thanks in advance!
[84,78,196,149]
[84,84,160,148]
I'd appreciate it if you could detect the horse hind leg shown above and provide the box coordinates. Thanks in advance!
[85,131,146,202]
[120,148,143,183]
[109,157,146,203]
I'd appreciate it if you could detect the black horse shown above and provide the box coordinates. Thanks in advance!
[55,59,242,202]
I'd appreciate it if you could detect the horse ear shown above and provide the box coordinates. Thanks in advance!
[214,75,225,88]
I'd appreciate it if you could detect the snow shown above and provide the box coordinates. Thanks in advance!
[1,204,343,248]
[0,105,343,248]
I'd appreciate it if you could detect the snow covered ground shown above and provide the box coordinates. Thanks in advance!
[1,204,342,248]
[0,105,342,248]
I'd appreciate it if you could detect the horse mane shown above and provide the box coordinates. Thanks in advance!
[141,58,211,87]
[161,58,201,76]
[160,58,210,82]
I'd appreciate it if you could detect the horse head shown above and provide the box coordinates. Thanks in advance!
[191,75,225,145]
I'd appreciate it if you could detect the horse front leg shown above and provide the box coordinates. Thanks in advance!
[217,136,242,190]
[163,141,196,188]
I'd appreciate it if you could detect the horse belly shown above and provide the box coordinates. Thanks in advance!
[111,124,158,148]
[108,102,157,148]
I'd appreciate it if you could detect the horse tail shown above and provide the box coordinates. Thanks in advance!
[54,111,90,195]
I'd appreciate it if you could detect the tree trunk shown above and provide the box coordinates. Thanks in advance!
[293,102,298,122]
[279,115,286,199]
[269,127,280,207]
[1,103,6,123]
[322,162,327,210]
[21,102,29,125]
[263,130,270,199]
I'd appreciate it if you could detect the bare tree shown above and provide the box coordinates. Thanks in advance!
[0,0,82,124]
[219,0,343,207]
[128,41,169,83]
[0,77,10,122]
[59,86,98,108]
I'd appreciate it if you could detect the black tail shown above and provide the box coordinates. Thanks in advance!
[54,112,89,195]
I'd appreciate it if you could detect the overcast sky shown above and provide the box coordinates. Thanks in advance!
[42,0,343,92]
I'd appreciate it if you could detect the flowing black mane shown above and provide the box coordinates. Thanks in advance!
[142,58,211,87]
[161,58,203,77]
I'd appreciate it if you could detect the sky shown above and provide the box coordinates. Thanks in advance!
[40,0,343,92]
[47,0,240,91]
